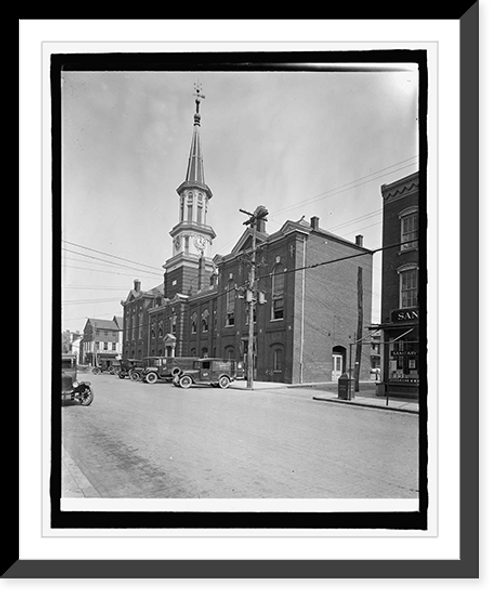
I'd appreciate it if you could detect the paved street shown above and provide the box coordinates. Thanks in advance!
[61,373,419,499]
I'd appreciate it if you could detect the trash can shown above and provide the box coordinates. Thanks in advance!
[338,373,355,400]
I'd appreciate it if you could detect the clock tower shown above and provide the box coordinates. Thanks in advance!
[163,83,217,298]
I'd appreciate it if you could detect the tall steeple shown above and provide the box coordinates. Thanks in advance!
[176,82,213,200]
[163,82,217,298]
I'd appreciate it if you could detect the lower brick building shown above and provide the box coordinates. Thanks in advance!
[122,215,373,385]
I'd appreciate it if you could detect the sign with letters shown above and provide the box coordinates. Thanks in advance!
[391,308,419,323]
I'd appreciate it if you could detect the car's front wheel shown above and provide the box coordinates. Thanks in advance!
[145,372,158,385]
[218,375,230,389]
[80,387,94,406]
[178,375,192,389]
[130,371,140,382]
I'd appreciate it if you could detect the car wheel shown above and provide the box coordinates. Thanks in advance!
[80,387,94,406]
[178,375,192,389]
[171,367,181,377]
[218,375,230,389]
[145,372,158,385]
[130,371,139,381]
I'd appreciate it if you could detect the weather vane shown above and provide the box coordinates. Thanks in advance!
[193,81,205,113]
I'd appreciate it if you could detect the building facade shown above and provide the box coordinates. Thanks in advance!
[375,171,420,398]
[121,88,374,384]
[81,316,123,367]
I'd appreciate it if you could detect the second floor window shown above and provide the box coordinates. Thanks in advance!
[201,309,209,333]
[271,263,285,320]
[400,267,419,308]
[226,283,235,326]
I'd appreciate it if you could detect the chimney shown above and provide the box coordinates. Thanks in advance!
[355,235,364,247]
[133,279,141,293]
[310,216,319,230]
[256,218,266,234]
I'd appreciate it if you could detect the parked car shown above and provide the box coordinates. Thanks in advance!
[172,358,240,389]
[116,358,144,379]
[142,356,198,384]
[61,354,94,405]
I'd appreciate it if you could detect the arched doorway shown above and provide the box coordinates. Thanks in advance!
[331,345,346,381]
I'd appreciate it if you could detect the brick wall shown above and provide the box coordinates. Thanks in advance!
[300,232,373,383]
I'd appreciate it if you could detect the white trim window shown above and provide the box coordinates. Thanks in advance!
[400,207,418,251]
[398,264,419,308]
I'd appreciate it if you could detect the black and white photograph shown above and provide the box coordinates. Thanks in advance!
[54,51,426,527]
[12,8,486,586]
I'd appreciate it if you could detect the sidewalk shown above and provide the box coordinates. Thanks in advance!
[230,379,419,414]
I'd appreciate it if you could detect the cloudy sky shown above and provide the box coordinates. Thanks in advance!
[61,64,419,332]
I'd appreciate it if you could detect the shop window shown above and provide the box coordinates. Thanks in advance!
[389,339,419,383]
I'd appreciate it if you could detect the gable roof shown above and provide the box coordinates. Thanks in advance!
[85,318,120,331]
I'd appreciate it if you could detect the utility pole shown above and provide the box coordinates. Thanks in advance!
[239,205,269,390]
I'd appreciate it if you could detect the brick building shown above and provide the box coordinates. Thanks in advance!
[374,171,420,398]
[121,88,373,384]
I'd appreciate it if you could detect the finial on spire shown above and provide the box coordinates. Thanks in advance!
[193,81,205,114]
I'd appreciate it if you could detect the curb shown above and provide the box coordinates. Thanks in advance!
[312,396,419,414]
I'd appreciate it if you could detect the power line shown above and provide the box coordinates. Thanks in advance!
[62,263,163,279]
[62,240,164,272]
[63,248,163,277]
[271,157,418,219]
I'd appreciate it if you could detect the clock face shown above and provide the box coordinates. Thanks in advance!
[194,235,207,251]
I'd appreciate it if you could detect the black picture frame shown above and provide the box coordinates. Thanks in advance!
[7,8,479,579]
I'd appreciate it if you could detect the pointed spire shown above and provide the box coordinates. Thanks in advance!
[177,82,212,198]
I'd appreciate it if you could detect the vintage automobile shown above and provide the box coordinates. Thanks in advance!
[116,358,144,379]
[61,354,94,405]
[142,356,198,384]
[172,358,241,389]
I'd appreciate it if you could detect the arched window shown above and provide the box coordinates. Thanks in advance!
[272,346,283,373]
[225,346,235,360]
[271,263,285,320]
[201,309,209,333]
[191,312,197,334]
[226,282,235,326]
[171,314,177,335]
